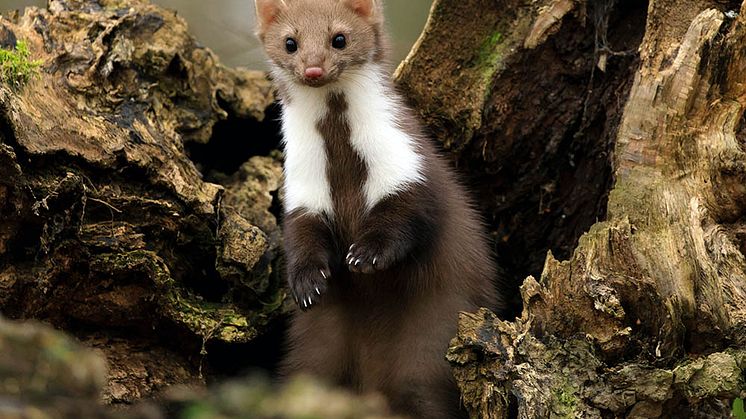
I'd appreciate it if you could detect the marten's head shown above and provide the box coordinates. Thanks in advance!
[255,0,386,88]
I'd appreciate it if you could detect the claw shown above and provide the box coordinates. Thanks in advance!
[349,244,356,251]
[320,269,327,279]
[372,257,378,266]
[315,286,321,295]
[355,258,361,266]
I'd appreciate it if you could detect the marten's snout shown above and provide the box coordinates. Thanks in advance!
[301,65,330,87]
[304,67,325,80]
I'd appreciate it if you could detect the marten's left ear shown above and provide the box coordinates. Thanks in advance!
[255,0,288,35]
[341,0,380,19]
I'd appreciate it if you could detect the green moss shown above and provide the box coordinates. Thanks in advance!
[734,398,746,419]
[479,31,503,63]
[161,288,260,344]
[0,40,42,88]
[472,30,503,84]
[552,384,578,418]
[92,250,272,345]
[160,280,287,345]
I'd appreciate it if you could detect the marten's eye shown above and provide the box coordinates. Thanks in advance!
[332,34,346,49]
[285,38,298,53]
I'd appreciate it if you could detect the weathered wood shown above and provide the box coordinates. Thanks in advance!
[397,0,647,302]
[399,0,746,416]
[0,0,284,403]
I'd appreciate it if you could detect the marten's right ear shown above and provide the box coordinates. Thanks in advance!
[341,0,380,19]
[255,0,287,34]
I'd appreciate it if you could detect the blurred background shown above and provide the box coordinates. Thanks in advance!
[3,0,433,68]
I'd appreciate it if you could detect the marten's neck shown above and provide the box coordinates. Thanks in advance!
[279,63,426,218]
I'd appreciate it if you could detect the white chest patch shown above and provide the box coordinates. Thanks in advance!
[279,79,334,215]
[279,64,425,216]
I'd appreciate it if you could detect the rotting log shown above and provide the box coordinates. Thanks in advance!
[0,0,285,403]
[398,0,746,417]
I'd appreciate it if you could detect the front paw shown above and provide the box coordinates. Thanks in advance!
[346,239,395,274]
[288,264,331,311]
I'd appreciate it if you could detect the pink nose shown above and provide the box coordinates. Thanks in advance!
[304,67,325,79]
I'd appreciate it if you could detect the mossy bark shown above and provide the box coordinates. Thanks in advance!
[397,0,647,306]
[0,0,284,404]
[397,0,746,416]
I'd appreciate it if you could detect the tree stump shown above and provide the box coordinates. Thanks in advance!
[397,0,746,416]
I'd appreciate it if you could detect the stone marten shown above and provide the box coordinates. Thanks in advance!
[254,0,504,417]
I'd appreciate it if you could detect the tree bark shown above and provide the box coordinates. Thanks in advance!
[396,0,646,311]
[397,0,746,417]
[0,0,284,403]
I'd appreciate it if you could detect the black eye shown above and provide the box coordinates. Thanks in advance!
[332,34,346,49]
[285,38,298,53]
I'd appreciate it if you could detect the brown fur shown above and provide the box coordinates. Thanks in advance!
[256,1,504,417]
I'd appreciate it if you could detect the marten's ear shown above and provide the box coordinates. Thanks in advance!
[255,0,287,34]
[341,0,380,19]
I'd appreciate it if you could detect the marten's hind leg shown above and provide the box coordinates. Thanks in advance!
[280,306,350,386]
[377,299,468,419]
[382,353,467,419]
